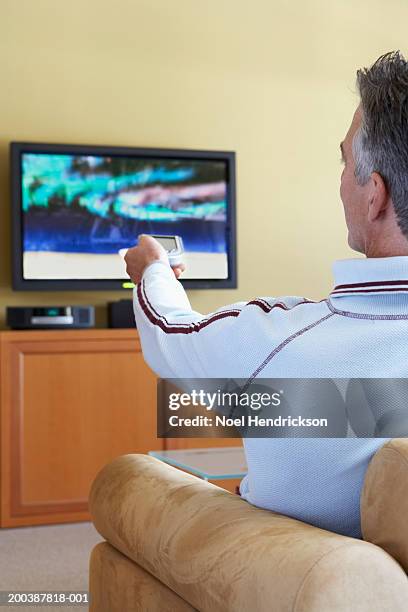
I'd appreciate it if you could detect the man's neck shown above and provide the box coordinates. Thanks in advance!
[364,234,408,258]
[365,245,408,258]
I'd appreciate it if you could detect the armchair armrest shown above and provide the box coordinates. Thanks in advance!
[361,438,408,572]
[89,454,408,612]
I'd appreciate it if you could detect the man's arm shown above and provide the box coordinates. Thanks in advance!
[125,235,247,378]
[126,235,318,380]
[133,260,246,378]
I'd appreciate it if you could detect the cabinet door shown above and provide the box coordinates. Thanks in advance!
[0,331,160,527]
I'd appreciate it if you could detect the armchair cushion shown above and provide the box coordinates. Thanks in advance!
[361,438,408,572]
[89,454,408,612]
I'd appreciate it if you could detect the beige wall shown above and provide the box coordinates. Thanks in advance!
[0,0,407,328]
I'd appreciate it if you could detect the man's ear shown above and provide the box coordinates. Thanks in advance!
[367,172,389,222]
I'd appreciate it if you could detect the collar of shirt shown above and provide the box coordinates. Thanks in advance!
[328,256,408,317]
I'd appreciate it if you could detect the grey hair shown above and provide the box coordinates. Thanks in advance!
[353,51,408,236]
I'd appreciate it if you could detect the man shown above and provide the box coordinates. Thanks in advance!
[125,51,408,538]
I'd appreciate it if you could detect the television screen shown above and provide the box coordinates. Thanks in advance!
[11,143,237,290]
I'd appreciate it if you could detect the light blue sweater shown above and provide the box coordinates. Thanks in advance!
[133,256,408,538]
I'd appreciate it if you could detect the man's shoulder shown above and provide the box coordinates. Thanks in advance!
[232,296,333,340]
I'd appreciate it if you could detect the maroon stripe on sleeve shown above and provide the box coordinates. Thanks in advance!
[247,299,273,312]
[137,281,240,334]
[141,280,241,327]
[138,281,319,335]
[247,298,316,313]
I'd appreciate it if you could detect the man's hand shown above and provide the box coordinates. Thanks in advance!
[124,234,185,284]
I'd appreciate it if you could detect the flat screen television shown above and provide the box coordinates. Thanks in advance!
[10,142,237,290]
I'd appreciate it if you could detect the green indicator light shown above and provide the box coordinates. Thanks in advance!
[47,308,59,316]
[122,282,135,289]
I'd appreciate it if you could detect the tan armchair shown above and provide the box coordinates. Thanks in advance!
[89,440,408,611]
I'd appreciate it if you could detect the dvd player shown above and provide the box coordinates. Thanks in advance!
[6,306,95,329]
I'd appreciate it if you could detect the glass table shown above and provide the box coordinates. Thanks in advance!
[148,446,247,481]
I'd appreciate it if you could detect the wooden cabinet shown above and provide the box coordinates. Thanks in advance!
[0,329,161,527]
[0,329,242,527]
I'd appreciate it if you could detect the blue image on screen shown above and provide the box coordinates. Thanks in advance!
[21,153,228,255]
